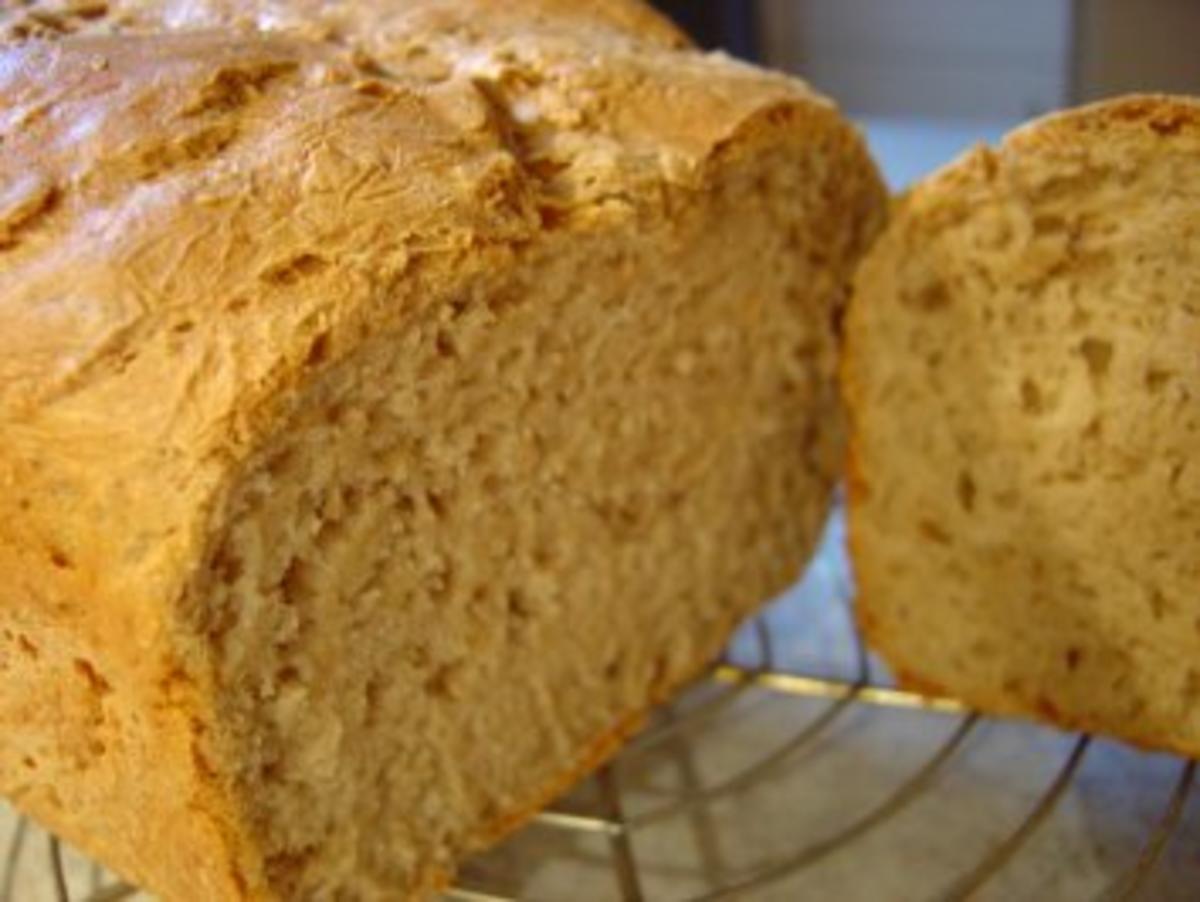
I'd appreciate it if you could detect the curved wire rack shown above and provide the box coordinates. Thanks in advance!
[3,520,1197,901]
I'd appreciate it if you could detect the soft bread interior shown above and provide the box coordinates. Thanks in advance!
[183,130,871,896]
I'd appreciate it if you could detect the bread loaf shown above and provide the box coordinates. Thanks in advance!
[846,95,1200,757]
[0,1,885,897]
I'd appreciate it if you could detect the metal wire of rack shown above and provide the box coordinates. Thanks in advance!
[3,550,1197,901]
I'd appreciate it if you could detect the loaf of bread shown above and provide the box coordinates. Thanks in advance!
[846,95,1200,757]
[0,1,885,897]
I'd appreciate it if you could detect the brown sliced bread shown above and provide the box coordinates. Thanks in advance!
[0,1,885,898]
[846,95,1200,757]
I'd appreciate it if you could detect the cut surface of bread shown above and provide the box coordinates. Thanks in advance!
[846,95,1200,758]
[0,2,885,898]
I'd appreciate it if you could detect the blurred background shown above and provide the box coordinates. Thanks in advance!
[651,0,1200,189]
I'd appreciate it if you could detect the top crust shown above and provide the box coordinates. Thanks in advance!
[896,94,1200,226]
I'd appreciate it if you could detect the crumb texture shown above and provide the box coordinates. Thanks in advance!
[196,148,858,895]
[847,95,1200,756]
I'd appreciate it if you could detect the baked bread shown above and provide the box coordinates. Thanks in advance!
[846,95,1200,757]
[0,1,885,897]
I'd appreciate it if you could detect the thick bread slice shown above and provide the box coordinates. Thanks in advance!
[0,1,886,898]
[846,95,1200,757]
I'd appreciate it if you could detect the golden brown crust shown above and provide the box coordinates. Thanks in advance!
[0,545,254,899]
[895,93,1200,229]
[1004,93,1200,151]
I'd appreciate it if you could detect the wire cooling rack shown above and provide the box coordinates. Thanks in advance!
[3,515,1198,901]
